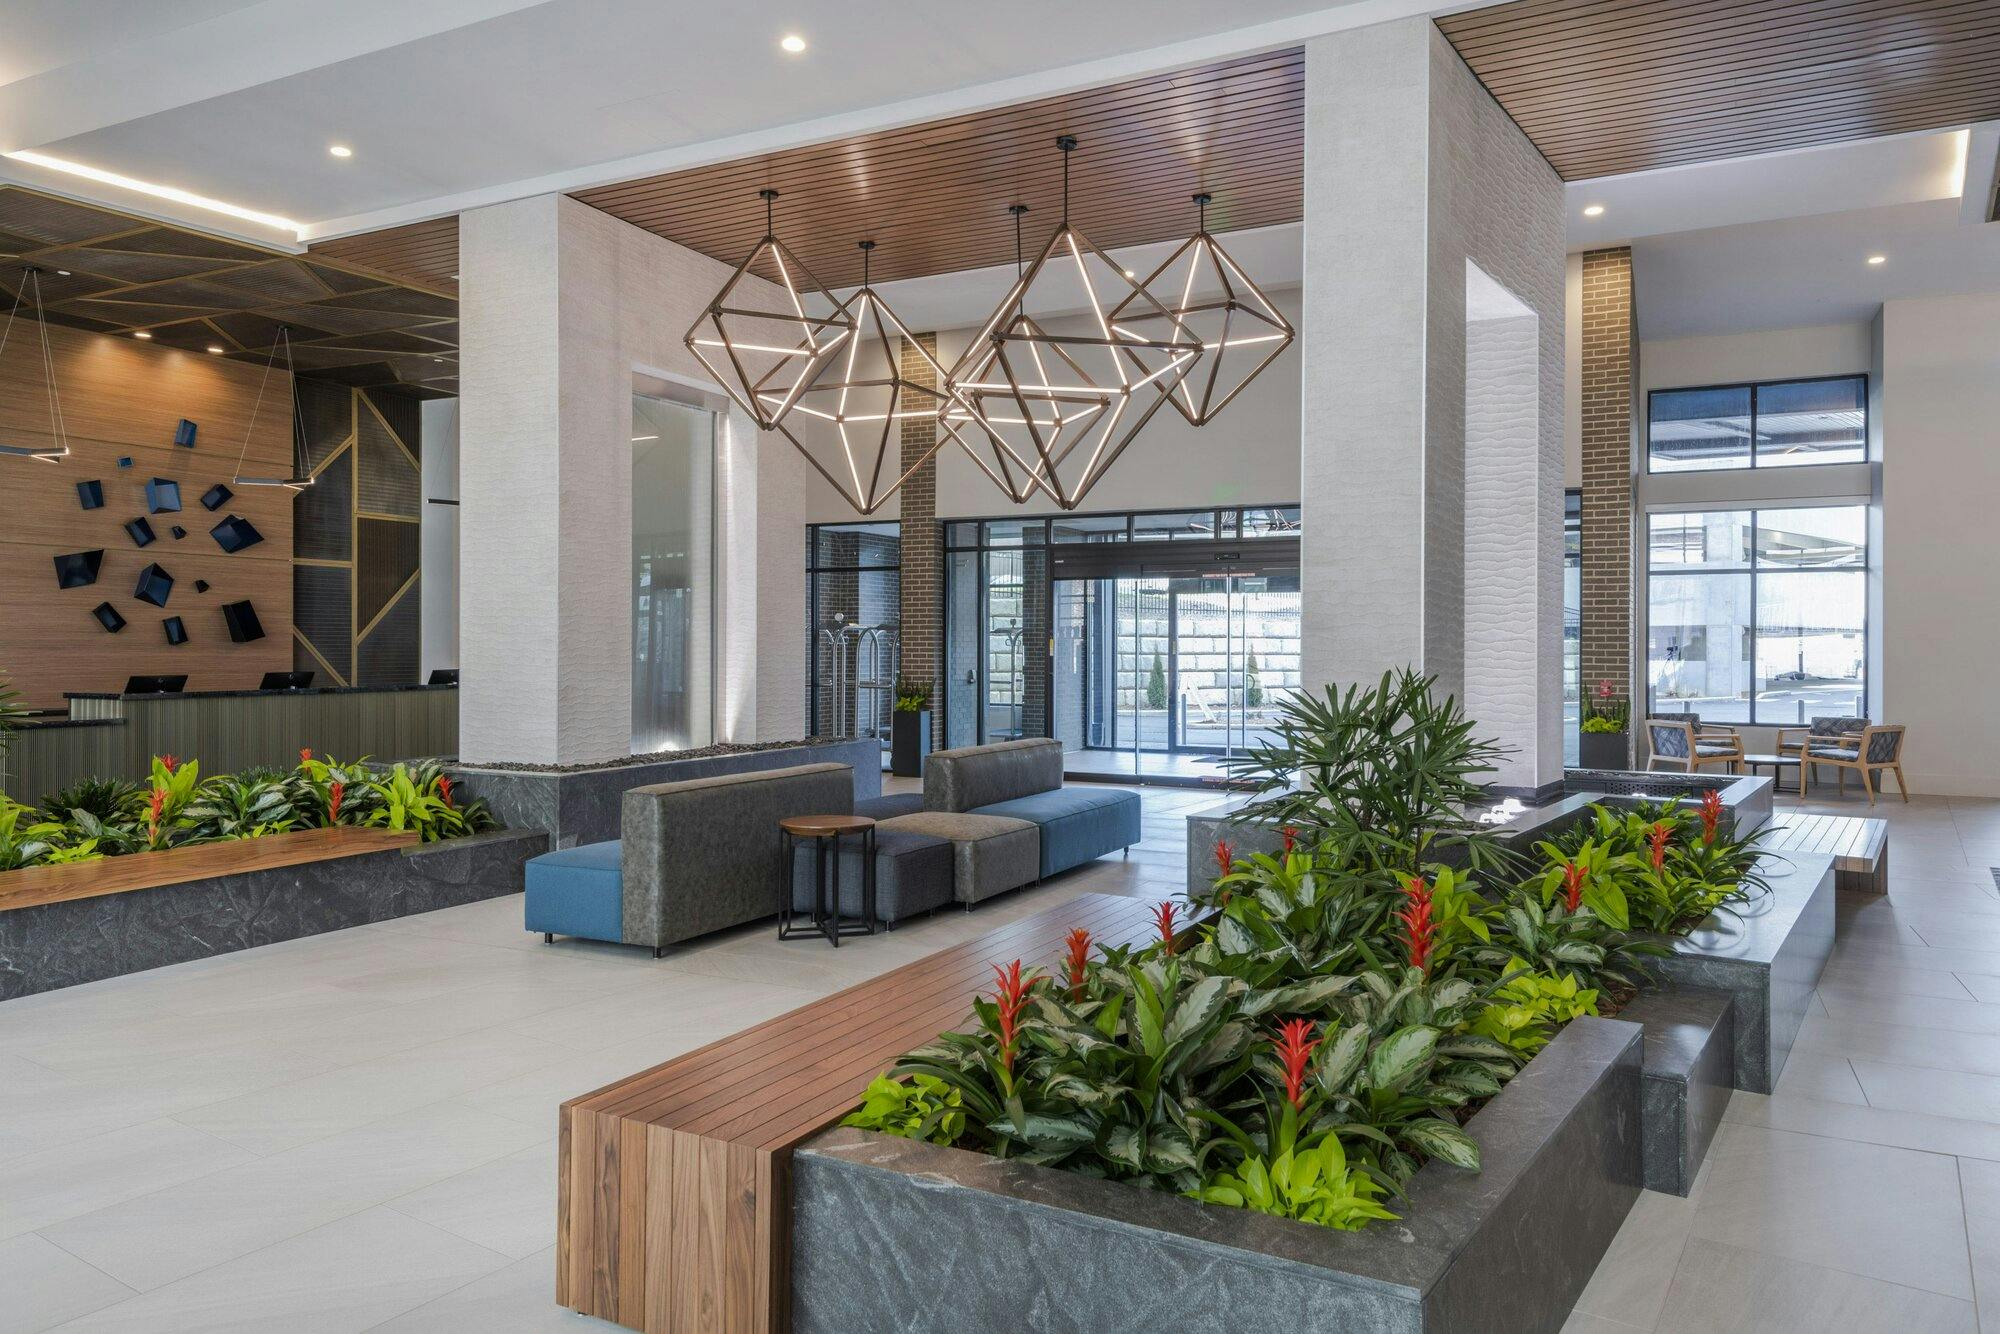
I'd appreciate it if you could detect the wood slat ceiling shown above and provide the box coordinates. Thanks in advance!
[0,186,459,396]
[308,215,460,293]
[1437,0,2000,180]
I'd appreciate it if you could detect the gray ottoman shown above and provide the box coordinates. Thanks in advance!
[878,812,1040,905]
[789,827,953,925]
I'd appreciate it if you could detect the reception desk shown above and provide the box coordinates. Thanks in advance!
[0,685,457,800]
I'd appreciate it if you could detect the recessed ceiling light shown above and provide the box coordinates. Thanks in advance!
[780,33,806,53]
[1122,268,1136,279]
[1867,254,1887,265]
[328,144,353,159]
[55,269,70,276]
[632,434,659,442]
[133,330,153,339]
[1582,204,1605,217]
[206,344,225,354]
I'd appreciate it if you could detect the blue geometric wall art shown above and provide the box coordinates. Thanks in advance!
[124,517,156,547]
[146,478,182,513]
[133,563,174,608]
[175,419,197,448]
[194,579,211,593]
[222,600,265,643]
[170,525,187,539]
[92,602,126,633]
[53,549,104,589]
[163,616,189,645]
[117,456,133,468]
[210,514,264,553]
[76,480,104,510]
[200,483,232,511]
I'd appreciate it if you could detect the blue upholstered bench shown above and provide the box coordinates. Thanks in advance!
[971,786,1141,878]
[525,840,624,947]
[925,737,1141,881]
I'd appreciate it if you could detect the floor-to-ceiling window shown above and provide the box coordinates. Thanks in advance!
[806,522,900,759]
[631,395,715,753]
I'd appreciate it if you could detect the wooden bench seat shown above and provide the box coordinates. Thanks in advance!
[1762,813,1888,894]
[0,826,417,913]
[557,890,1161,1333]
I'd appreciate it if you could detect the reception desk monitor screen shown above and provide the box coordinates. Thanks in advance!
[259,672,315,691]
[428,669,459,685]
[124,675,188,694]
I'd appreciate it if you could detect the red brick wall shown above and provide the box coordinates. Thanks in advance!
[897,333,941,745]
[1580,248,1636,760]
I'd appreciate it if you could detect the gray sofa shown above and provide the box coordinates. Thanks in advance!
[912,737,1142,882]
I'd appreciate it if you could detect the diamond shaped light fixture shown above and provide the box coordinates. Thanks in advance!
[1110,193,1295,426]
[684,189,854,430]
[0,267,73,462]
[766,241,956,514]
[942,137,1202,511]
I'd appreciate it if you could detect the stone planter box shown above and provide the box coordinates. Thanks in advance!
[792,1017,1643,1334]
[451,736,881,849]
[0,828,546,1001]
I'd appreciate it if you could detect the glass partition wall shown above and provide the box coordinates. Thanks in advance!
[631,394,716,753]
[807,523,901,763]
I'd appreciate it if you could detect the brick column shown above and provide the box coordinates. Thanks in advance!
[1579,247,1636,763]
[897,334,942,747]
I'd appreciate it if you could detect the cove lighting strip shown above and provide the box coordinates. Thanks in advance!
[4,150,303,237]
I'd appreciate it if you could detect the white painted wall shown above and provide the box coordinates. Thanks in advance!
[1640,322,1874,394]
[418,396,460,680]
[1880,291,2000,796]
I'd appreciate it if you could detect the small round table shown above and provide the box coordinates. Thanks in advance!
[777,815,877,947]
[1743,753,1805,796]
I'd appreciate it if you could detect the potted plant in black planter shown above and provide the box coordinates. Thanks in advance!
[1578,678,1631,770]
[891,680,932,778]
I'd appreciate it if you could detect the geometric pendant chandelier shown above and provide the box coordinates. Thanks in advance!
[769,240,956,515]
[1109,193,1295,427]
[685,189,855,430]
[941,136,1203,511]
[231,324,317,489]
[0,266,73,461]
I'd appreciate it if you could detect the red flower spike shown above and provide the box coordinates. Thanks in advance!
[1280,826,1299,856]
[1214,838,1234,876]
[437,774,454,809]
[1274,1017,1320,1112]
[1397,875,1436,975]
[1153,900,1180,955]
[299,747,313,765]
[1699,789,1723,845]
[1062,927,1092,1000]
[329,780,345,824]
[1649,821,1672,872]
[158,754,178,774]
[1561,860,1586,914]
[989,959,1031,1077]
[147,786,166,843]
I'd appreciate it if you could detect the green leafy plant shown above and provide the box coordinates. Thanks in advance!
[37,777,143,825]
[140,755,203,851]
[1190,1127,1395,1230]
[1468,960,1599,1057]
[893,680,931,713]
[841,1073,966,1145]
[1582,679,1629,733]
[0,796,62,871]
[0,668,24,766]
[184,771,299,841]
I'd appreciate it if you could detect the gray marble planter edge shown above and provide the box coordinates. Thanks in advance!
[791,1016,1642,1334]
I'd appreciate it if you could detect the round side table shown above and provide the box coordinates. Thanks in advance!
[777,814,877,947]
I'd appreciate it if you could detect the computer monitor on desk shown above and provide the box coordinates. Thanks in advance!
[259,671,314,691]
[124,675,188,695]
[428,669,459,685]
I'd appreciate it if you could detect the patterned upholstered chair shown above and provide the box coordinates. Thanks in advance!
[1644,714,1744,775]
[1774,716,1867,797]
[1795,723,1907,804]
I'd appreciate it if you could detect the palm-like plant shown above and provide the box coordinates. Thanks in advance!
[37,777,143,825]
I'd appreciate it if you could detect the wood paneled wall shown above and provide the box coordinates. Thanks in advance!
[0,322,294,708]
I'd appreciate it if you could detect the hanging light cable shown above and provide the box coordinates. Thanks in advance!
[0,266,73,461]
[230,325,316,489]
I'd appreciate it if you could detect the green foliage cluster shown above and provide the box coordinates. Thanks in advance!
[0,752,495,871]
[842,670,1775,1235]
[893,680,931,713]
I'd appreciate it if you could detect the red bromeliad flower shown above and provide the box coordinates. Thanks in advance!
[1280,825,1299,856]
[1397,875,1437,975]
[1597,679,1615,700]
[1699,789,1723,845]
[1153,900,1180,954]
[1273,1017,1320,1112]
[329,780,345,824]
[1561,860,1586,914]
[437,774,455,809]
[1649,820,1672,871]
[989,959,1031,1078]
[147,786,166,843]
[1214,838,1234,876]
[299,747,313,765]
[1062,927,1092,1000]
[158,754,178,774]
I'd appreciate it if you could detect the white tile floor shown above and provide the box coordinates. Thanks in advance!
[6,781,1999,1331]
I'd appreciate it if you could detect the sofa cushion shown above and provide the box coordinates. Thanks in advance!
[856,792,925,820]
[524,839,624,943]
[790,827,953,923]
[878,811,1040,904]
[971,787,1143,877]
[923,738,1063,812]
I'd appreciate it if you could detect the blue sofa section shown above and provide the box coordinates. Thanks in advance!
[973,787,1143,879]
[924,737,1140,879]
[523,839,624,944]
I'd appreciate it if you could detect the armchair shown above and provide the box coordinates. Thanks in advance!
[1798,723,1907,805]
[1645,713,1744,775]
[1774,716,1866,798]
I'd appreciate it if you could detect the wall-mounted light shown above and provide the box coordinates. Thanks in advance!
[328,144,353,159]
[1582,204,1605,217]
[780,33,807,53]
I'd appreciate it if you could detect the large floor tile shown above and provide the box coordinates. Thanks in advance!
[0,1233,133,1334]
[1570,1188,1696,1328]
[1771,1050,1868,1106]
[386,1138,557,1259]
[1651,1237,1975,1333]
[0,1119,254,1241]
[1725,1089,2000,1162]
[1687,1124,1972,1299]
[1850,1059,2000,1122]
[367,1247,612,1332]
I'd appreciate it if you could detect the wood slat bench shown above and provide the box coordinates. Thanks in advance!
[1762,813,1888,894]
[556,890,1162,1333]
[0,826,417,913]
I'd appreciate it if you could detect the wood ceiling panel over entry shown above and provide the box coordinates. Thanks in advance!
[1437,0,2000,181]
[575,47,1304,289]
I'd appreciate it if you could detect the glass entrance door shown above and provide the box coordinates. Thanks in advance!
[1053,572,1299,780]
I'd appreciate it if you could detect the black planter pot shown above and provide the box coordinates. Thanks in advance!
[891,710,931,778]
[1578,729,1631,771]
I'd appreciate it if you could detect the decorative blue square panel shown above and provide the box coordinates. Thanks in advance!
[117,457,133,468]
[146,478,182,513]
[133,563,174,608]
[175,419,197,448]
[210,514,264,553]
[124,517,156,547]
[76,479,104,510]
[92,602,126,633]
[200,483,232,511]
[53,549,103,589]
[222,599,265,643]
[170,525,187,539]
[194,579,210,593]
[163,616,188,645]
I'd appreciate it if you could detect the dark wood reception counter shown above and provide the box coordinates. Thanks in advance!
[0,684,457,799]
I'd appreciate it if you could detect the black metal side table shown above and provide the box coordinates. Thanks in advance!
[777,814,877,947]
